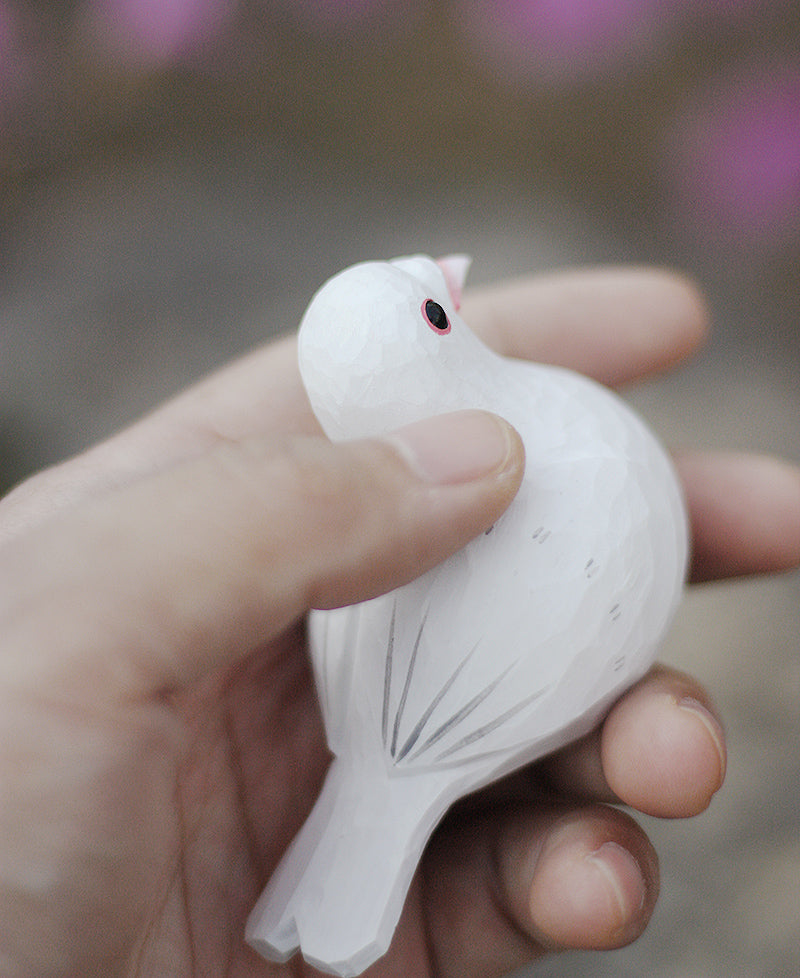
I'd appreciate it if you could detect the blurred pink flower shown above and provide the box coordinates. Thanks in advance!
[457,0,673,85]
[0,1,10,49]
[665,65,800,247]
[0,1,41,114]
[87,0,238,66]
[266,0,417,33]
[670,0,779,19]
[0,2,13,72]
[0,2,20,103]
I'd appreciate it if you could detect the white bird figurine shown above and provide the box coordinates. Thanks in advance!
[247,254,688,976]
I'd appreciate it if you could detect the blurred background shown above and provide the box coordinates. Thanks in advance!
[1,1,798,975]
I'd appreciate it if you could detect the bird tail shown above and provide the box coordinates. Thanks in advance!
[246,757,444,977]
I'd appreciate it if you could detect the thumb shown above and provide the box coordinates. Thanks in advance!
[2,411,523,699]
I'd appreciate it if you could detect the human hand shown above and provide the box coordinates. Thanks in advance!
[2,267,799,978]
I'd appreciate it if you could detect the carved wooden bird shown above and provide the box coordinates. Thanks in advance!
[247,255,688,976]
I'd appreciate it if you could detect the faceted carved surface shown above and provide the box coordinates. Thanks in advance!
[247,255,688,976]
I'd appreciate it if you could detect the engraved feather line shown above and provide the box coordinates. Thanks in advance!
[390,606,430,757]
[383,608,550,765]
[434,684,551,762]
[395,640,481,762]
[381,600,397,749]
[405,661,518,763]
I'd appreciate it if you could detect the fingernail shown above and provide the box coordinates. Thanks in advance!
[678,696,727,788]
[386,410,519,485]
[585,842,646,929]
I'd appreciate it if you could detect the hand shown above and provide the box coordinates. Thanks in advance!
[2,267,799,978]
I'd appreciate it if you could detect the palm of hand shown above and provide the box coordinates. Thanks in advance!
[118,627,336,977]
[2,625,326,977]
[50,625,430,978]
[3,268,795,978]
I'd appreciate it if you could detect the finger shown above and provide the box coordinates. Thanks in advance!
[1,412,523,698]
[1,267,707,538]
[0,336,317,544]
[423,801,659,978]
[122,267,708,444]
[132,267,708,442]
[462,266,709,386]
[677,450,800,581]
[536,665,726,819]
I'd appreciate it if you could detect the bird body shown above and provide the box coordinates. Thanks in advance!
[247,255,688,977]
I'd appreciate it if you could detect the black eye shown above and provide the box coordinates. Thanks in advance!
[422,299,451,334]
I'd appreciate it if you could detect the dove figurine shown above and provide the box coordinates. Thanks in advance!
[246,255,688,976]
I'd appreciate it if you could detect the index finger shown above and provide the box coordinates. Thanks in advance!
[149,265,709,440]
[0,267,708,539]
[463,266,709,386]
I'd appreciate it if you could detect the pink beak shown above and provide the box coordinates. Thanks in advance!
[436,254,472,310]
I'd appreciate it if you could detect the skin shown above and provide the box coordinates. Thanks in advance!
[1,266,800,978]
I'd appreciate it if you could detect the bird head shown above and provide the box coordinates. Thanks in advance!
[298,254,493,441]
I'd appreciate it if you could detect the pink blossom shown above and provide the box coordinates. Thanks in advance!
[0,1,11,51]
[670,0,781,20]
[457,0,673,85]
[665,65,800,246]
[88,0,237,66]
[0,1,36,113]
[0,3,17,86]
[267,0,416,33]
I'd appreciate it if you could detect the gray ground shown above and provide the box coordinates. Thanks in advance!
[1,78,798,978]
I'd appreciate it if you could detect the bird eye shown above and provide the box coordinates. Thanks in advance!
[422,299,451,334]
